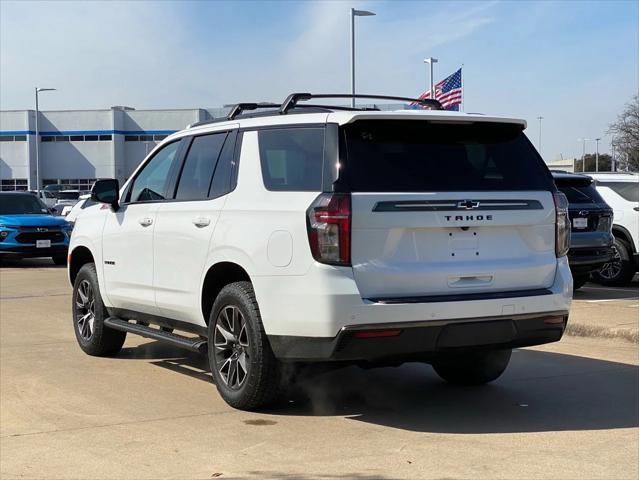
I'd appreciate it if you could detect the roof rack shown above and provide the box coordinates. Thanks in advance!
[226,102,280,120]
[279,93,443,114]
[187,92,444,129]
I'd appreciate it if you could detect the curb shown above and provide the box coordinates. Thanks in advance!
[566,322,639,344]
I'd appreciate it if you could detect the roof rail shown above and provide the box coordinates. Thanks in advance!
[279,93,443,114]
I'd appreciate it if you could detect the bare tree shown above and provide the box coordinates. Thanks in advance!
[608,94,639,171]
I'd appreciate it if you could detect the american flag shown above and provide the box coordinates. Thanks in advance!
[412,68,463,111]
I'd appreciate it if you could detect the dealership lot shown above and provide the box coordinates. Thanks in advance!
[1,260,638,480]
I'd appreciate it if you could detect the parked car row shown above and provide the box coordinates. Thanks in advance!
[1,170,636,287]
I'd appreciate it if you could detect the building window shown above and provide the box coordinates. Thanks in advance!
[70,135,83,141]
[1,179,28,191]
[43,178,97,191]
[139,135,154,142]
[153,134,167,141]
[0,136,12,142]
[125,135,138,141]
[55,136,70,142]
[84,135,98,141]
[42,136,55,142]
[99,135,112,141]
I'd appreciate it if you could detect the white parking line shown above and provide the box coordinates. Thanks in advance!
[584,297,639,303]
[580,285,639,293]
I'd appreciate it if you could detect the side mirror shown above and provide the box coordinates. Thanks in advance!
[91,179,120,210]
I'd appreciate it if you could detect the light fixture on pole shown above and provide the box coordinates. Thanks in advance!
[34,87,56,191]
[424,57,438,100]
[350,8,376,108]
[537,116,544,157]
[595,137,601,172]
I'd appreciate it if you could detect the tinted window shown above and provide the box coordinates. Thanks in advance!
[175,133,227,200]
[258,128,324,191]
[57,191,80,200]
[129,141,180,202]
[558,184,605,204]
[597,181,639,202]
[210,130,237,198]
[339,121,553,192]
[0,195,48,215]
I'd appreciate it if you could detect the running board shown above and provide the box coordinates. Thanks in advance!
[104,317,208,354]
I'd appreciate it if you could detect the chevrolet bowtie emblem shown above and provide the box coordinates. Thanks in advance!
[457,200,480,210]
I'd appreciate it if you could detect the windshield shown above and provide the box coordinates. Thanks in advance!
[339,121,553,192]
[0,195,49,215]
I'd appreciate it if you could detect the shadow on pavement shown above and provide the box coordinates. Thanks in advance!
[574,279,639,301]
[119,340,639,434]
[0,257,64,269]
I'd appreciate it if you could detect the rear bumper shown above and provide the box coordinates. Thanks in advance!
[567,247,615,275]
[268,311,568,361]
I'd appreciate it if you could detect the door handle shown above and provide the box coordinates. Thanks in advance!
[138,217,153,227]
[192,217,211,228]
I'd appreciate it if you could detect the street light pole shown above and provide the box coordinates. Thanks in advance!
[595,137,601,172]
[424,57,438,100]
[350,8,375,108]
[34,87,56,191]
[537,116,544,157]
[578,138,590,172]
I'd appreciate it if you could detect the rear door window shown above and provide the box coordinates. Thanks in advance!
[558,184,605,204]
[175,132,227,201]
[258,128,325,191]
[338,121,553,192]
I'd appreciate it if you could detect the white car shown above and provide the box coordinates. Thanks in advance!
[589,172,639,285]
[52,189,85,216]
[67,93,573,410]
[63,194,93,224]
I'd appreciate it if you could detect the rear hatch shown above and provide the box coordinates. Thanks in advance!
[553,174,612,233]
[338,119,557,300]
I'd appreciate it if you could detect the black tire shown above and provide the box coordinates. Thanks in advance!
[592,238,636,286]
[207,281,281,410]
[52,255,67,266]
[432,349,512,385]
[72,263,126,356]
[573,274,589,290]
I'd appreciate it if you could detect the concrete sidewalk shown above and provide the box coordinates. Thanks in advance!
[569,282,639,343]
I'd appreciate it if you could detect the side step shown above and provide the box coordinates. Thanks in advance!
[104,317,208,354]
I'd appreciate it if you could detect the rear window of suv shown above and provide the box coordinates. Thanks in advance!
[558,183,605,204]
[338,121,553,192]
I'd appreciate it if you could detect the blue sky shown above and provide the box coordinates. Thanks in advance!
[1,0,637,161]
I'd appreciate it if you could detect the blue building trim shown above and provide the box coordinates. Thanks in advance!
[0,129,178,136]
[0,130,35,136]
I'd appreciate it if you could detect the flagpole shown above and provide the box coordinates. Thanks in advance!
[460,64,464,112]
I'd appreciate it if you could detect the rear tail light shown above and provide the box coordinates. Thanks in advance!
[553,191,570,257]
[306,193,351,266]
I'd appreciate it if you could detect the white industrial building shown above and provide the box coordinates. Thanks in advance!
[0,106,226,191]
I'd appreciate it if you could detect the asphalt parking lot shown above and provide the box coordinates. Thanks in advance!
[1,259,638,480]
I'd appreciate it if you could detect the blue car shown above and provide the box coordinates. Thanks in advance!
[0,192,72,265]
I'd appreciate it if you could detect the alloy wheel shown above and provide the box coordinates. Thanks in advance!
[214,305,250,390]
[75,279,95,340]
[598,245,622,281]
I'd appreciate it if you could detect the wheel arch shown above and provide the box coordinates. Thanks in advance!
[69,246,95,286]
[201,261,252,325]
[612,224,636,253]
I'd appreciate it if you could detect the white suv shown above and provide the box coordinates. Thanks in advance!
[68,93,573,410]
[589,172,639,285]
